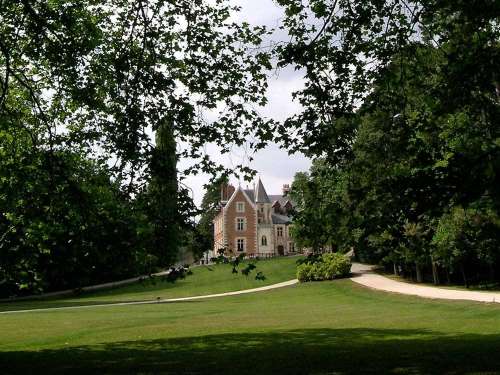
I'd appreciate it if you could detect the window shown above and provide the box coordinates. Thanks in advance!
[289,242,295,253]
[236,202,245,213]
[277,227,283,237]
[260,207,264,213]
[236,217,245,231]
[237,238,245,252]
[261,236,267,246]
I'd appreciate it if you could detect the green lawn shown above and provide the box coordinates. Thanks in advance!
[0,256,300,312]
[2,258,500,374]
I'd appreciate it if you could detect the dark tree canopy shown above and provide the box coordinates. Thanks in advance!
[281,0,500,286]
[1,0,499,295]
[0,0,274,296]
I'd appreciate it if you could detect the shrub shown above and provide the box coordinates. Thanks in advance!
[297,263,316,282]
[296,253,352,282]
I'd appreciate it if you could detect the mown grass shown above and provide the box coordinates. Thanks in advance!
[2,269,500,374]
[0,256,300,312]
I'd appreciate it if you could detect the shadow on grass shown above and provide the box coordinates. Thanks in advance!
[2,328,500,374]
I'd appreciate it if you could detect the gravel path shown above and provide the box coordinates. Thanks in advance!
[351,263,500,303]
[4,262,500,314]
[0,279,299,314]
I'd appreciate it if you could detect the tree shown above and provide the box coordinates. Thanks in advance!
[185,176,229,261]
[432,204,500,287]
[0,1,274,295]
[0,119,149,295]
[290,160,352,253]
[277,0,500,285]
[290,170,327,252]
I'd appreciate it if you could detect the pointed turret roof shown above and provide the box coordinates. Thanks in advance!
[254,178,270,203]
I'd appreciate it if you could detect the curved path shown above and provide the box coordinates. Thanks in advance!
[4,263,500,314]
[351,263,500,304]
[0,279,298,315]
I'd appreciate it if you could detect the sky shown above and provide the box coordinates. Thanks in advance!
[180,0,312,205]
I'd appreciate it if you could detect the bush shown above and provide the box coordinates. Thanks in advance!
[296,253,352,282]
[297,263,316,282]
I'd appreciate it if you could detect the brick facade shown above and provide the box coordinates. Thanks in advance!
[213,179,297,257]
[222,189,257,255]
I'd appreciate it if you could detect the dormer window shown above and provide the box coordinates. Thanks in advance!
[236,202,245,213]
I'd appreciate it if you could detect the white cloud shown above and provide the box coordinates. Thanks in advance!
[181,0,311,206]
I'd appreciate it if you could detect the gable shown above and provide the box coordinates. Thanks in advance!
[225,187,255,213]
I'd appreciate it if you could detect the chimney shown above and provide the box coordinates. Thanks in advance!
[221,183,236,202]
[282,184,290,196]
[227,184,235,199]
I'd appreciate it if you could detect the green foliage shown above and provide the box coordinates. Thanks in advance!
[432,205,500,283]
[0,1,274,295]
[281,0,500,285]
[185,176,229,260]
[0,132,151,296]
[297,253,352,282]
[210,252,264,280]
[290,160,352,253]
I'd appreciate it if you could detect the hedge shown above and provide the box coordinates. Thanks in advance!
[297,253,352,282]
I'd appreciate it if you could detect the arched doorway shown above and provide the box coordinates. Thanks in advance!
[277,245,284,256]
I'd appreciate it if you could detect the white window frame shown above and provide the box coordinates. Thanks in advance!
[236,201,245,213]
[236,217,246,231]
[236,238,245,252]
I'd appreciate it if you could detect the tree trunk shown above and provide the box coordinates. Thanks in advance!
[149,120,178,266]
[393,262,398,276]
[461,263,469,288]
[431,258,439,285]
[415,263,423,283]
[431,262,439,285]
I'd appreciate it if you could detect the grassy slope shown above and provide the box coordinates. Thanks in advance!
[2,276,500,373]
[0,256,300,312]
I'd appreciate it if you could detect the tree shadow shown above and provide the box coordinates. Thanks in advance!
[2,328,500,374]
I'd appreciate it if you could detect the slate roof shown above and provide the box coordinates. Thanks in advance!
[241,179,295,208]
[268,195,295,207]
[254,178,271,203]
[271,213,292,225]
[243,189,255,203]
